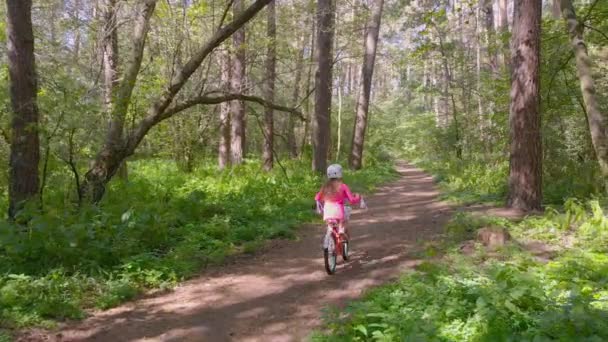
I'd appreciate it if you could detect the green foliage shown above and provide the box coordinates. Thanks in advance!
[0,330,10,342]
[315,203,608,341]
[0,158,396,329]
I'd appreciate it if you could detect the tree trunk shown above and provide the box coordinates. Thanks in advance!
[349,0,384,170]
[288,32,306,158]
[476,4,484,137]
[498,0,511,70]
[437,38,452,128]
[262,0,276,171]
[312,0,335,172]
[6,0,40,219]
[73,0,82,63]
[230,0,247,165]
[82,0,156,202]
[301,16,316,157]
[218,51,231,170]
[101,0,119,112]
[553,0,561,19]
[482,0,498,74]
[101,0,128,181]
[507,0,542,211]
[336,81,343,160]
[560,0,608,187]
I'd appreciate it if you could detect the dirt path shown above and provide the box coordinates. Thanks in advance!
[23,163,453,342]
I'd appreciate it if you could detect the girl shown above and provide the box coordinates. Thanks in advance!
[315,164,361,238]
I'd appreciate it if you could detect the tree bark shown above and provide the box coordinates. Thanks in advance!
[349,0,384,170]
[498,0,511,70]
[312,0,335,172]
[6,0,40,219]
[482,0,498,74]
[560,0,608,187]
[301,16,316,156]
[263,0,276,171]
[288,32,306,158]
[553,0,561,19]
[507,0,542,211]
[218,51,231,170]
[230,0,247,165]
[101,0,128,181]
[101,0,119,112]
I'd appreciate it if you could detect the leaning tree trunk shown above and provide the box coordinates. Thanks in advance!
[262,0,276,171]
[6,0,40,219]
[560,0,608,189]
[349,0,384,170]
[81,0,156,202]
[101,0,128,181]
[230,0,247,165]
[507,0,542,211]
[218,51,231,170]
[80,0,273,203]
[312,0,335,172]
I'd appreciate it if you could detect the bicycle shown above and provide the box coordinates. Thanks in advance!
[317,198,366,275]
[323,218,349,275]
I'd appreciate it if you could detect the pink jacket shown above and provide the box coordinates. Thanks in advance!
[315,183,360,221]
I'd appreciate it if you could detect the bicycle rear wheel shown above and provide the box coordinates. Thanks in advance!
[324,237,337,274]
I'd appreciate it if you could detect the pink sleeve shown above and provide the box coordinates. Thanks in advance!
[341,184,360,204]
[315,190,323,202]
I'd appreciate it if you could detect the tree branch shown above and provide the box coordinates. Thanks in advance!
[584,23,608,43]
[162,93,305,121]
[125,0,272,155]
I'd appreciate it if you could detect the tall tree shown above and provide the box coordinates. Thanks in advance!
[6,0,40,218]
[101,0,128,180]
[263,0,276,171]
[81,0,156,201]
[560,0,608,188]
[349,0,384,170]
[101,0,119,113]
[230,0,247,165]
[507,0,542,211]
[218,51,232,170]
[498,0,511,69]
[312,0,335,172]
[288,31,306,158]
[80,0,274,202]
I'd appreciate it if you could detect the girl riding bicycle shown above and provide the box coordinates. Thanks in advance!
[315,164,362,238]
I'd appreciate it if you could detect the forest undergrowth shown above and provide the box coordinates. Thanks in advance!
[0,156,397,334]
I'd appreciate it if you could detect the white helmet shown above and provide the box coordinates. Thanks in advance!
[327,164,343,179]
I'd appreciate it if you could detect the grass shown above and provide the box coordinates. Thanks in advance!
[313,199,608,341]
[0,157,398,334]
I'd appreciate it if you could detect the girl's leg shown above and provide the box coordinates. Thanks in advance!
[339,220,349,239]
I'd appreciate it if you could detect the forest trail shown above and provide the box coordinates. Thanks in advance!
[22,163,453,342]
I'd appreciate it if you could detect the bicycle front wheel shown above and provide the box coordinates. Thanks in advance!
[341,240,349,261]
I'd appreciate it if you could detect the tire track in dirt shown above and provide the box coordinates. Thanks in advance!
[20,163,453,342]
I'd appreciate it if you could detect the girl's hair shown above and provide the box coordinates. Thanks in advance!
[321,178,342,199]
